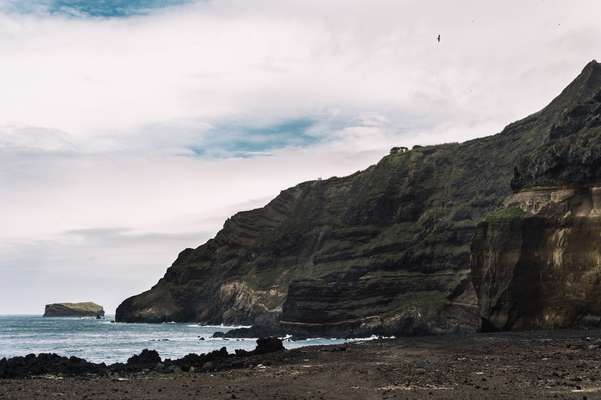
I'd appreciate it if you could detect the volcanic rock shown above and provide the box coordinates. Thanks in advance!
[126,349,161,369]
[254,337,285,354]
[117,61,601,336]
[472,61,601,331]
[0,353,105,379]
[0,338,284,379]
[44,302,105,318]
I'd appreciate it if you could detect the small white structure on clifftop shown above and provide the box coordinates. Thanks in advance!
[389,146,408,155]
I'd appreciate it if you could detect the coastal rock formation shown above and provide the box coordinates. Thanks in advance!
[472,61,601,331]
[0,337,284,379]
[44,302,105,318]
[118,61,601,336]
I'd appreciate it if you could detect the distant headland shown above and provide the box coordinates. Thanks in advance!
[43,302,105,318]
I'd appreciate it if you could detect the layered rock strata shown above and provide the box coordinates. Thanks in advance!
[472,61,601,330]
[119,61,601,336]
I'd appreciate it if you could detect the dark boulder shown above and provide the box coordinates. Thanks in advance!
[126,349,161,369]
[0,353,105,379]
[0,336,285,379]
[171,347,229,371]
[253,337,285,354]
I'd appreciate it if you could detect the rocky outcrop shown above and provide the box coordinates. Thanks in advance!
[118,61,601,336]
[0,338,285,379]
[472,61,601,331]
[44,302,105,318]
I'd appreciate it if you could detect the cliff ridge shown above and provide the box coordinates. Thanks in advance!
[118,60,601,336]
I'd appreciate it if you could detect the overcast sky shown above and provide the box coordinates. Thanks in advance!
[1,0,600,314]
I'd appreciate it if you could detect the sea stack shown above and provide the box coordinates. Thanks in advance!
[43,302,105,318]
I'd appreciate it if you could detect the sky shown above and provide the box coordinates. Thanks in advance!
[1,0,600,314]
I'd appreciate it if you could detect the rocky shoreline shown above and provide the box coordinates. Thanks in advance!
[3,330,601,399]
[0,337,284,379]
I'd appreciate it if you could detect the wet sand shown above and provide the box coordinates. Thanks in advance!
[2,329,601,399]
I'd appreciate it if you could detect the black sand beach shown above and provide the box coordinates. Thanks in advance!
[2,330,601,399]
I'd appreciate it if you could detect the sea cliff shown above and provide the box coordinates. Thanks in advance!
[472,66,601,330]
[118,61,601,336]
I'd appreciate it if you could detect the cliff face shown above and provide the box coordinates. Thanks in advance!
[44,302,105,317]
[118,61,601,336]
[472,188,601,331]
[472,61,601,331]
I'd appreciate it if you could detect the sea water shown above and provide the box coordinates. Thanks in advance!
[0,315,349,363]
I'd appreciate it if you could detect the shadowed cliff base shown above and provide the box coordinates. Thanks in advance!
[117,60,601,337]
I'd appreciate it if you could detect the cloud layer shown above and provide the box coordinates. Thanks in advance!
[1,0,601,313]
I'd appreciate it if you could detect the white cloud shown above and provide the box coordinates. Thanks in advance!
[1,0,601,313]
[1,0,599,145]
[0,126,75,152]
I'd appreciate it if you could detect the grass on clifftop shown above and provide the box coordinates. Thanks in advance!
[485,207,527,222]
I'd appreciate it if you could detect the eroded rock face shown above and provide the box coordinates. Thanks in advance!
[280,269,478,337]
[118,61,601,337]
[512,61,601,191]
[118,135,514,334]
[473,187,601,330]
[44,302,105,318]
[472,61,601,331]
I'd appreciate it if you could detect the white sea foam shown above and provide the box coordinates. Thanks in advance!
[0,316,367,363]
[199,324,252,329]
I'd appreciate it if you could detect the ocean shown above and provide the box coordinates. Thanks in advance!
[0,315,349,363]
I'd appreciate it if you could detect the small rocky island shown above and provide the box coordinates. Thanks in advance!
[43,302,105,318]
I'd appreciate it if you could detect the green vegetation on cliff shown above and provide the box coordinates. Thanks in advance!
[117,60,601,337]
[485,207,527,222]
